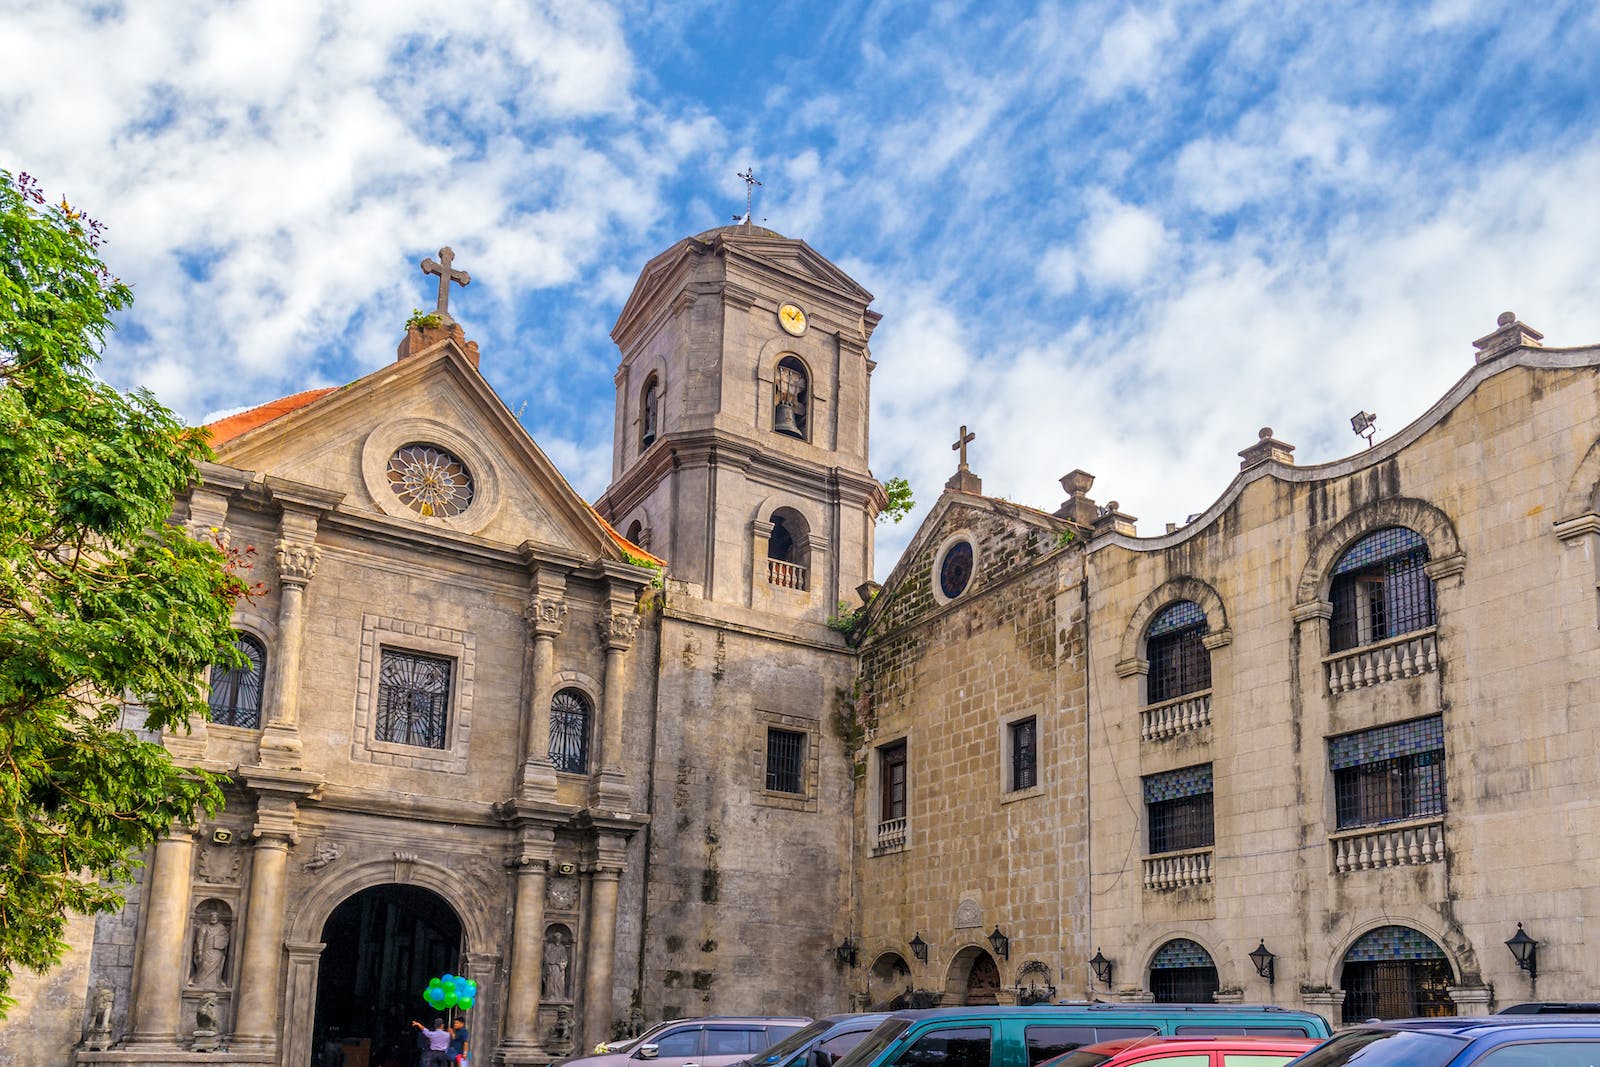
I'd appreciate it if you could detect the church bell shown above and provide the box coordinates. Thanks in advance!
[773,401,803,438]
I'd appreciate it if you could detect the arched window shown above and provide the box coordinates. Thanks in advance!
[208,633,266,729]
[549,688,592,774]
[640,374,660,448]
[1339,926,1454,1022]
[1330,527,1434,652]
[1145,600,1211,703]
[773,356,809,439]
[766,507,810,590]
[626,519,644,544]
[1149,938,1218,1003]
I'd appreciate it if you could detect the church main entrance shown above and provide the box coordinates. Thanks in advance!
[312,884,463,1067]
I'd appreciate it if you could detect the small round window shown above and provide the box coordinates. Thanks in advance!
[386,443,475,517]
[939,540,975,599]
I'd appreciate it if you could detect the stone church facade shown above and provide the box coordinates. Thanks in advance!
[7,223,1600,1067]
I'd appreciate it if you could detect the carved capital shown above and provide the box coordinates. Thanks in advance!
[274,539,320,586]
[525,595,568,638]
[599,611,641,651]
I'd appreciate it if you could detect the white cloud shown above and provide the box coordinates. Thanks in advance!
[1088,7,1177,99]
[1080,193,1169,289]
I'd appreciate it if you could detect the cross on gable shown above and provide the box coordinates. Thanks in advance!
[421,246,471,325]
[952,425,976,468]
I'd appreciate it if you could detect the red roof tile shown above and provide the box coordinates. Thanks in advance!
[204,387,339,446]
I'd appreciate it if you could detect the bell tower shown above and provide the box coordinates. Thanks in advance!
[596,223,885,624]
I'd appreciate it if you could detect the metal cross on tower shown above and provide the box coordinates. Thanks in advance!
[736,167,762,225]
[420,247,471,325]
[952,425,977,468]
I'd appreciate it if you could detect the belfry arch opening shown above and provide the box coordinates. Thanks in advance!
[312,883,462,1067]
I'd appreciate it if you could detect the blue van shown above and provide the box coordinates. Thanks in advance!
[1287,1016,1600,1066]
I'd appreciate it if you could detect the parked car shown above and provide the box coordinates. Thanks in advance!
[1497,1003,1600,1015]
[745,1014,893,1067]
[560,1017,812,1067]
[1286,1016,1600,1066]
[833,1004,1332,1067]
[1041,1034,1319,1067]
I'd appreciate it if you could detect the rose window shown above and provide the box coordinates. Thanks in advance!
[386,443,474,517]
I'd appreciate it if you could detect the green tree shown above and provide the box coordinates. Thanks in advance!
[0,171,246,1013]
[879,475,915,523]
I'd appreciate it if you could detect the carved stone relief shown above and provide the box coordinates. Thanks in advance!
[546,873,578,911]
[196,842,241,884]
[954,898,982,930]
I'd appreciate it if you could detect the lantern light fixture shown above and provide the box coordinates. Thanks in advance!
[910,932,928,964]
[836,938,858,969]
[1505,923,1538,980]
[988,926,1010,961]
[1088,948,1114,987]
[1249,939,1276,985]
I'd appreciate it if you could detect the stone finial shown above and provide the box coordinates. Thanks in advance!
[1238,426,1296,471]
[856,580,883,607]
[1090,500,1138,538]
[397,320,481,366]
[1472,310,1544,364]
[945,424,983,494]
[1055,469,1098,526]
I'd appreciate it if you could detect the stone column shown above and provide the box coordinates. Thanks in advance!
[591,599,639,808]
[124,827,195,1047]
[501,830,556,1065]
[231,775,318,1052]
[519,570,567,799]
[581,867,622,1048]
[257,518,320,770]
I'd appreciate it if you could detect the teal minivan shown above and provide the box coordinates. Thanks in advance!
[833,1006,1333,1067]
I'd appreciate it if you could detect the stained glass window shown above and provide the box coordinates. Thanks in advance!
[940,541,975,599]
[376,649,451,749]
[1150,939,1219,1003]
[1330,527,1434,651]
[1331,717,1446,829]
[1341,927,1454,1022]
[549,688,592,774]
[386,443,475,518]
[1146,601,1211,703]
[1145,765,1214,854]
[208,633,266,729]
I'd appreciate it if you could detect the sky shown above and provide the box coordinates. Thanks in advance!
[5,0,1600,576]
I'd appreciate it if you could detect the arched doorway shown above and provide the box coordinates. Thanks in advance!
[1148,939,1219,1003]
[312,884,462,1067]
[1339,925,1455,1022]
[868,952,912,1010]
[944,947,1001,1006]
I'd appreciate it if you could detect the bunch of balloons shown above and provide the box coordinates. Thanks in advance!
[424,973,477,1011]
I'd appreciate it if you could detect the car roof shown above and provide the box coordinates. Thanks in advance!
[1079,1035,1320,1054]
[655,1017,814,1027]
[1346,1018,1600,1038]
[886,1005,1316,1022]
[820,1014,893,1029]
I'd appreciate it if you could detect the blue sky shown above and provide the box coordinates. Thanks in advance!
[5,1,1600,574]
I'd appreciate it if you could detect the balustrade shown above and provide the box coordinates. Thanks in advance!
[1331,818,1444,872]
[768,558,808,590]
[875,817,907,852]
[1141,691,1212,741]
[1325,629,1438,694]
[1142,848,1212,890]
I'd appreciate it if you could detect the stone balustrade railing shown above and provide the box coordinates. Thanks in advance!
[1331,817,1445,873]
[768,558,808,591]
[1141,691,1213,741]
[875,817,907,852]
[1143,847,1212,890]
[1325,628,1438,694]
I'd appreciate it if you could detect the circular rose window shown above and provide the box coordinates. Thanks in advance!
[939,540,975,599]
[386,443,475,517]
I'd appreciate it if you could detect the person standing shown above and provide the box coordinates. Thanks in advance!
[449,1018,470,1065]
[412,1018,452,1067]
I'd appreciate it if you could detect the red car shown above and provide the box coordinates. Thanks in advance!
[1040,1035,1321,1067]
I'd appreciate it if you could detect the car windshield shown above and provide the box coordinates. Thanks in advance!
[1288,1029,1465,1067]
[746,1021,835,1067]
[834,1019,912,1067]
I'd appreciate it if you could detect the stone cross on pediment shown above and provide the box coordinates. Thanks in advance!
[421,246,470,325]
[952,425,976,469]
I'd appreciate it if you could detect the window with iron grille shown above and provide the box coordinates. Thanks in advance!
[766,727,806,794]
[549,688,592,774]
[1339,926,1455,1022]
[880,740,908,821]
[375,649,451,748]
[1149,939,1219,1004]
[1329,527,1435,652]
[1331,716,1445,829]
[1009,717,1037,791]
[1145,600,1211,704]
[1144,764,1214,854]
[208,633,266,729]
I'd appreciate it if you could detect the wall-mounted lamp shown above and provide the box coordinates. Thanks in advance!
[1088,948,1114,987]
[988,926,1010,961]
[1505,923,1538,980]
[1249,939,1276,985]
[910,932,928,964]
[835,938,858,969]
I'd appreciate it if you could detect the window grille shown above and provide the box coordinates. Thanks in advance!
[1149,939,1219,1003]
[208,633,266,729]
[376,649,451,748]
[1331,717,1445,829]
[880,740,908,822]
[1339,926,1454,1022]
[1146,601,1211,703]
[549,688,592,774]
[1330,527,1435,652]
[1010,717,1037,791]
[1144,765,1214,854]
[766,727,806,794]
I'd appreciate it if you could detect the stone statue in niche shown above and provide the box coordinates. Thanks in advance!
[190,904,231,989]
[541,927,572,1000]
[197,842,240,884]
[85,987,115,1050]
[546,874,577,911]
[192,992,221,1052]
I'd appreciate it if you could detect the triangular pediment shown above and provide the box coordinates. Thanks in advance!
[209,341,637,563]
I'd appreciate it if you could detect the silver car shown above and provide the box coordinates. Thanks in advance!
[562,1018,812,1067]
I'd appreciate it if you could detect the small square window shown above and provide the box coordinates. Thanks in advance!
[1009,717,1038,791]
[375,649,452,749]
[765,727,806,794]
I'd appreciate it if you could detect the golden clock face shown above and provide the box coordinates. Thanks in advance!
[778,302,808,336]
